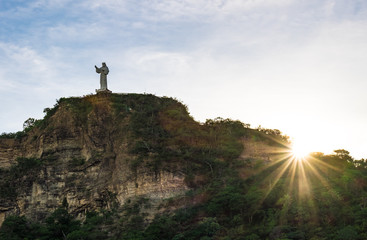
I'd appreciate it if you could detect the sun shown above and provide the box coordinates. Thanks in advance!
[291,140,311,160]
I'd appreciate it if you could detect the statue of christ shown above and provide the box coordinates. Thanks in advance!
[95,62,109,91]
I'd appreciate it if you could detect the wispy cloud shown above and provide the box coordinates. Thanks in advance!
[0,43,55,90]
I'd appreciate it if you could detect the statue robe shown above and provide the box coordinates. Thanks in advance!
[96,66,109,90]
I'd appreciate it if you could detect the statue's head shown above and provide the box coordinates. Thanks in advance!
[102,62,106,66]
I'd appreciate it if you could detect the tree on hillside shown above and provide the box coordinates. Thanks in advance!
[334,149,353,162]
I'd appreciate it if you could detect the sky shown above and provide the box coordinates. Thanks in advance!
[1,0,367,158]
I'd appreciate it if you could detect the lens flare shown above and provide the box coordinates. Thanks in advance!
[291,140,311,160]
[244,135,345,227]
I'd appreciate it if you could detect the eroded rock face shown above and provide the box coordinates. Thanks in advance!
[0,94,189,226]
[0,139,22,168]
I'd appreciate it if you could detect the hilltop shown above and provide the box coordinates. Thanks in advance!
[1,93,365,239]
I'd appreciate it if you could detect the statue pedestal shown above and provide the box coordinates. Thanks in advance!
[96,89,112,94]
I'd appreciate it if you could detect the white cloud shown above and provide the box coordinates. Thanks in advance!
[47,22,106,43]
[125,48,191,74]
[122,0,293,25]
[78,0,128,11]
[0,43,55,89]
[0,0,72,18]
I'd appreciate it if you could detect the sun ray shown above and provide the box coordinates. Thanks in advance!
[250,151,293,176]
[308,155,343,173]
[243,135,351,227]
[262,156,294,199]
[303,158,331,190]
[287,158,298,191]
[244,134,358,228]
[294,157,321,224]
[297,158,311,197]
[304,157,346,202]
[242,150,296,216]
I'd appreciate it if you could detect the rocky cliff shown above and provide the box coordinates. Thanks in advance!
[0,93,193,225]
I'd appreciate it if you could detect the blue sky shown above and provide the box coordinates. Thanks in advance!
[1,0,367,158]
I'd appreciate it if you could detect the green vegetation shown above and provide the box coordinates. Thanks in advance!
[68,157,86,168]
[58,97,93,124]
[4,149,367,240]
[0,131,27,139]
[0,157,43,200]
[0,206,109,240]
[0,96,92,139]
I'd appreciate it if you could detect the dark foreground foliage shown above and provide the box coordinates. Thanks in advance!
[2,150,367,240]
[0,207,109,240]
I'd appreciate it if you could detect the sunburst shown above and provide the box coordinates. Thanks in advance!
[245,134,346,226]
[291,140,311,160]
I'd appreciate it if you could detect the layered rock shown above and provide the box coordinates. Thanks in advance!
[0,139,21,168]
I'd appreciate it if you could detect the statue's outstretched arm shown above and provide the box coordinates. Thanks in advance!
[95,66,101,73]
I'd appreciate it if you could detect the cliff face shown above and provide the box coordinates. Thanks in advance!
[0,93,189,225]
[0,139,21,168]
